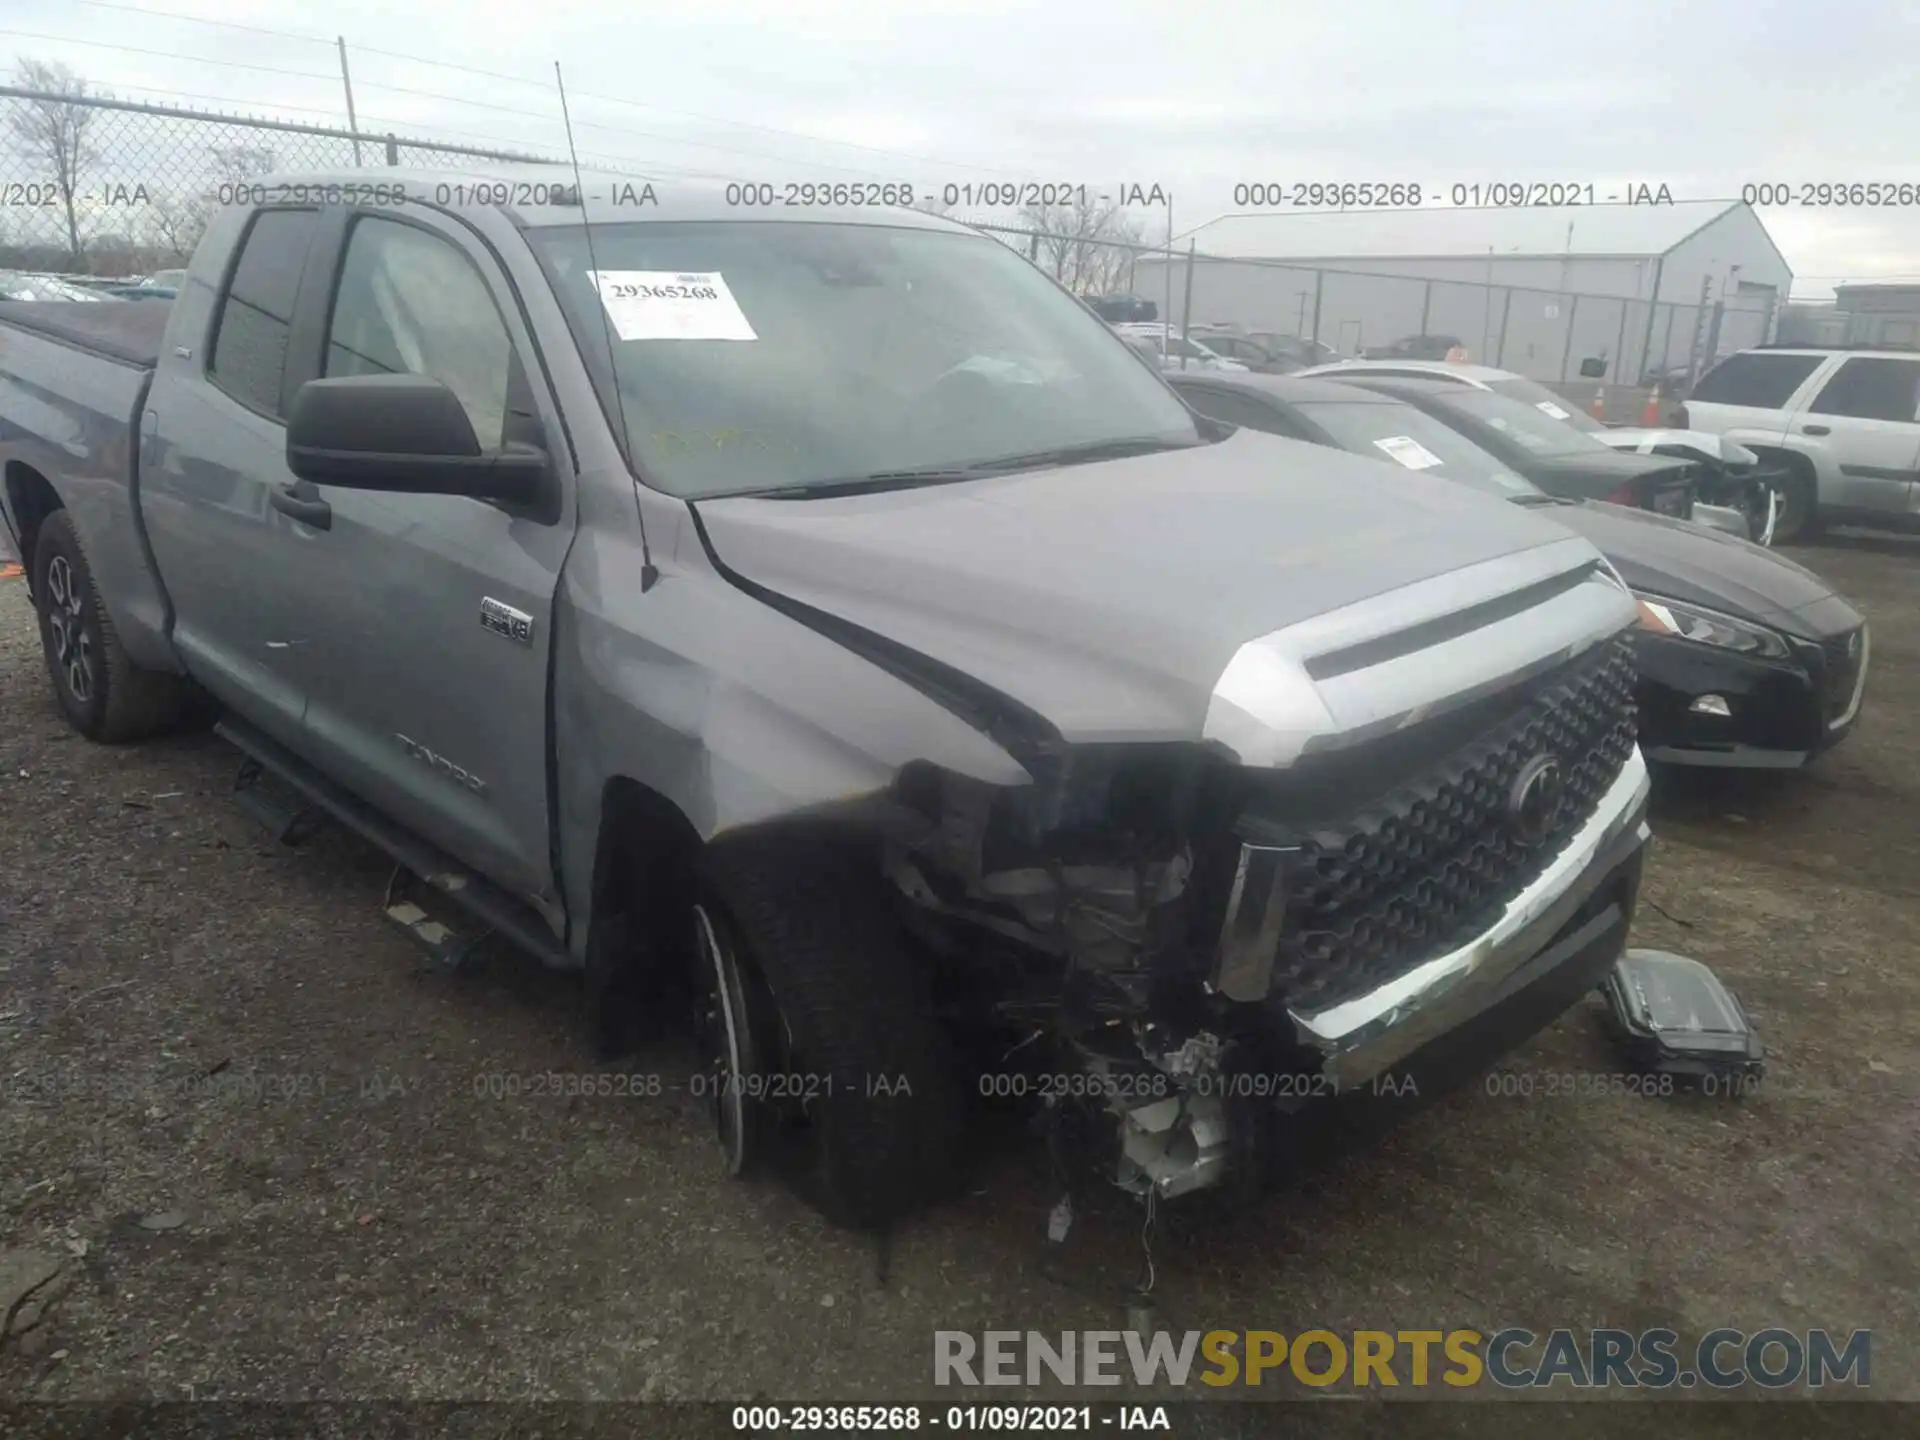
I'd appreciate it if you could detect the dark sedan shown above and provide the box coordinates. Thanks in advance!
[1168,372,1871,768]
[1330,374,1703,521]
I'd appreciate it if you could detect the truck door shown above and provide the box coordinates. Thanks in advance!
[1794,355,1920,516]
[275,206,575,908]
[141,206,325,749]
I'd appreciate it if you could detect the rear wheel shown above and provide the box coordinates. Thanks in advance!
[32,510,195,742]
[695,836,962,1228]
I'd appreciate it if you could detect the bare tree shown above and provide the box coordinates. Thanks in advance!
[208,144,277,183]
[1016,194,1144,297]
[142,190,213,264]
[7,59,105,270]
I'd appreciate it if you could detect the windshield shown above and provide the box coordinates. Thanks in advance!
[1487,376,1606,433]
[1440,389,1614,457]
[528,220,1200,498]
[1291,400,1543,499]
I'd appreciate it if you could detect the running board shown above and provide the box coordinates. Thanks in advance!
[213,717,569,970]
[232,754,326,845]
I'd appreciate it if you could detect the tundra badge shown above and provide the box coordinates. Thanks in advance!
[396,735,488,795]
[480,597,535,646]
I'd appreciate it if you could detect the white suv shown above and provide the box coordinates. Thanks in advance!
[1681,346,1920,541]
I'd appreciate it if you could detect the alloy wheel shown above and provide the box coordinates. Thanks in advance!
[691,902,765,1176]
[44,554,95,704]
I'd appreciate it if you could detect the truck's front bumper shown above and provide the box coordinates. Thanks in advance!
[1286,746,1652,1092]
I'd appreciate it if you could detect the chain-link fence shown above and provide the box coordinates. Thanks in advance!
[1,85,559,275]
[969,219,1777,420]
[1,88,1778,415]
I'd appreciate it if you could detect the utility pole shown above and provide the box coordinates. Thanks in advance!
[337,37,363,167]
[1162,196,1174,336]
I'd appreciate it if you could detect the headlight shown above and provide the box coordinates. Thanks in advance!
[1634,594,1789,660]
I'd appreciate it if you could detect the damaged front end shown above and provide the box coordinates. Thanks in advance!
[882,622,1649,1206]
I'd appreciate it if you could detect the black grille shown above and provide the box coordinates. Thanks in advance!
[1259,635,1639,1010]
[1822,630,1866,722]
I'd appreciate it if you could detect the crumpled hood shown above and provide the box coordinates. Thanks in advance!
[1597,429,1756,465]
[692,428,1592,742]
[1551,500,1853,631]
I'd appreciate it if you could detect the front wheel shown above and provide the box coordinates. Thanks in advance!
[694,837,963,1229]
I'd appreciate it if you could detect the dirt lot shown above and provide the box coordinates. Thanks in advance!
[1,533,1915,1423]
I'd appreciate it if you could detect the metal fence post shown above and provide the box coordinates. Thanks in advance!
[385,134,399,166]
[1635,255,1665,385]
[1557,293,1580,383]
[1180,239,1196,345]
[1494,288,1513,367]
[1418,279,1433,336]
[1612,300,1630,385]
[1309,270,1324,343]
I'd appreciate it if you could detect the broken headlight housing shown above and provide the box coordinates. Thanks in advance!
[1634,594,1789,661]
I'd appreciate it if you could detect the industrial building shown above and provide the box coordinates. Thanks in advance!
[1135,200,1792,386]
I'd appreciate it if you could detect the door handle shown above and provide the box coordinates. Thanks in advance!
[271,480,333,530]
[1799,423,1831,436]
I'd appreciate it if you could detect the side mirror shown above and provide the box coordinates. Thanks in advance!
[1578,357,1609,379]
[285,374,548,504]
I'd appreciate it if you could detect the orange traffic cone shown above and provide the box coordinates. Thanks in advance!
[1639,384,1663,427]
[0,562,23,581]
[1588,387,1607,421]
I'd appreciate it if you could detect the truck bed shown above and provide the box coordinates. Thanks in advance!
[0,299,171,368]
[0,301,177,672]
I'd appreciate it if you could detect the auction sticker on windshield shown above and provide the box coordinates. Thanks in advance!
[588,270,758,341]
[1536,400,1573,420]
[1373,435,1444,470]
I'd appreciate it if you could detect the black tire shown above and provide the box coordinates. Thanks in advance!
[32,509,194,743]
[1771,462,1823,545]
[698,835,962,1229]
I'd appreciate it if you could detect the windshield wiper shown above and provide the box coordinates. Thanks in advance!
[961,435,1203,474]
[1509,493,1567,506]
[744,468,978,500]
[741,435,1202,500]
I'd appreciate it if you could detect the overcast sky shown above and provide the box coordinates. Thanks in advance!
[6,0,1919,298]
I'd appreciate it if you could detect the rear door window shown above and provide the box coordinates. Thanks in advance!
[1689,352,1825,409]
[1806,357,1920,422]
[208,208,322,417]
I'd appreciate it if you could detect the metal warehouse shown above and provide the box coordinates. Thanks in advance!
[1137,200,1792,387]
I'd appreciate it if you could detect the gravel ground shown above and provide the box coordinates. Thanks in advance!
[1,533,1916,1422]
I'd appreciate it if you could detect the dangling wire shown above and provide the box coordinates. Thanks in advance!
[1137,1185,1159,1297]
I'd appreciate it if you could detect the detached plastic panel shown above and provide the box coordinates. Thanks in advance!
[1601,948,1765,1085]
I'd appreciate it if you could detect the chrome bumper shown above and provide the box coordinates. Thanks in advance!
[1286,747,1652,1090]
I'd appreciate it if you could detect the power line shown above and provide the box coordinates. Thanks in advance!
[1,29,339,82]
[1,26,958,181]
[52,0,1026,177]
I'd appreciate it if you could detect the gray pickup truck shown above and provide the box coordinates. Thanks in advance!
[0,170,1651,1227]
